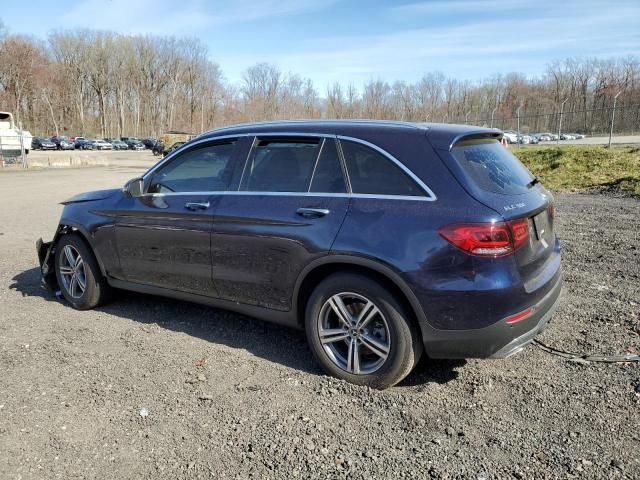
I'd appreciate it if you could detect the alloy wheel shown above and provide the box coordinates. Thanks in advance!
[317,292,391,375]
[58,245,87,299]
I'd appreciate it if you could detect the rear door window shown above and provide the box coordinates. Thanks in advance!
[451,139,535,195]
[240,138,321,192]
[339,140,424,196]
[309,139,347,194]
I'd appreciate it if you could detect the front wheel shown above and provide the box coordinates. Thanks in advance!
[54,234,111,310]
[305,273,422,389]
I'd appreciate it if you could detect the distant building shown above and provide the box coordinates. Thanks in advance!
[161,130,196,147]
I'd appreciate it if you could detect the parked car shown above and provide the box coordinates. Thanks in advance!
[36,121,562,389]
[162,141,185,157]
[568,133,585,139]
[536,133,553,142]
[517,134,531,144]
[76,139,95,150]
[106,138,128,150]
[52,136,75,150]
[125,138,145,150]
[502,130,518,144]
[152,141,165,156]
[74,137,88,149]
[92,139,112,150]
[50,136,73,150]
[32,137,57,150]
[61,139,75,150]
[560,133,576,140]
[142,138,159,149]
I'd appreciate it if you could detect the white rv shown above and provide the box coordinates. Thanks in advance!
[0,112,33,157]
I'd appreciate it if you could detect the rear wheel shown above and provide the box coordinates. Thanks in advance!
[54,234,110,310]
[305,273,422,389]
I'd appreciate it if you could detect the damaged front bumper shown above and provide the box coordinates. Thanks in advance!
[36,233,60,292]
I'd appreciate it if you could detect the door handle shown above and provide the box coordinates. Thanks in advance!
[185,201,210,211]
[296,207,330,218]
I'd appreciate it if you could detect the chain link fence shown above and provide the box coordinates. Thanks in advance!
[448,104,640,144]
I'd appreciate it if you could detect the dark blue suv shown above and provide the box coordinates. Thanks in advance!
[37,121,562,388]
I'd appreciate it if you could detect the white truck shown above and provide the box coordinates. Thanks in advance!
[0,111,33,160]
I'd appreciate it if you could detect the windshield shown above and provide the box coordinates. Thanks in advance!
[451,139,535,195]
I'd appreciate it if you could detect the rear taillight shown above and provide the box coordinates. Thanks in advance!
[508,218,530,250]
[438,219,530,257]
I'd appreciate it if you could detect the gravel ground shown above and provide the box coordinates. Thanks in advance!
[0,162,639,479]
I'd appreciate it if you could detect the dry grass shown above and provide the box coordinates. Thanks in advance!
[513,145,640,195]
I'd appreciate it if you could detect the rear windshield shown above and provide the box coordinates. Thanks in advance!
[451,139,535,195]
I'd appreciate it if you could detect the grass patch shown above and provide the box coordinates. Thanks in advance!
[513,145,640,195]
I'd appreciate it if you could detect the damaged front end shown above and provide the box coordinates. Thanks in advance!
[36,225,67,292]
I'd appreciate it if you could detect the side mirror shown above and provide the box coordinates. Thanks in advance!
[123,177,144,198]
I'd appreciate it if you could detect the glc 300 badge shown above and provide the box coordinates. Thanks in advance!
[504,202,526,211]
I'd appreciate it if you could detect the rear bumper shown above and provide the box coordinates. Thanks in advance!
[423,272,562,359]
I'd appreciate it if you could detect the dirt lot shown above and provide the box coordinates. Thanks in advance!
[0,155,639,479]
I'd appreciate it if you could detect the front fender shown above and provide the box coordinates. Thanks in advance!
[57,218,109,277]
[36,216,112,294]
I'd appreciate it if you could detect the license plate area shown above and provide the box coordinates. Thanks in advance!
[533,211,550,241]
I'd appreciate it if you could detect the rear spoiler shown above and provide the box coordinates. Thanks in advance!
[447,131,502,151]
[426,128,503,151]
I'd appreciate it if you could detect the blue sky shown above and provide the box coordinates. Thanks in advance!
[2,0,638,88]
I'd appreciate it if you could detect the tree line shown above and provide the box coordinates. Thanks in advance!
[0,22,638,138]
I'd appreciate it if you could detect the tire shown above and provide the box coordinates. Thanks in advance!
[54,233,110,310]
[305,273,423,389]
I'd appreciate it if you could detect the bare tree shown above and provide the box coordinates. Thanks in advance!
[362,80,391,119]
[0,35,48,125]
[242,63,281,120]
[1,27,638,137]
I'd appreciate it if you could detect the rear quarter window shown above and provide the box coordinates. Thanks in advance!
[451,139,535,195]
[340,140,424,197]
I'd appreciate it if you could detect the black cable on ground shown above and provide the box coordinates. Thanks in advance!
[533,340,640,363]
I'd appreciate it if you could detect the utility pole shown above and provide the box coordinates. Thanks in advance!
[491,106,498,128]
[608,90,623,148]
[516,104,523,146]
[557,98,568,145]
[19,121,26,168]
[201,99,205,133]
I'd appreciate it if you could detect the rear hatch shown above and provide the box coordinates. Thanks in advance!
[433,136,558,287]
